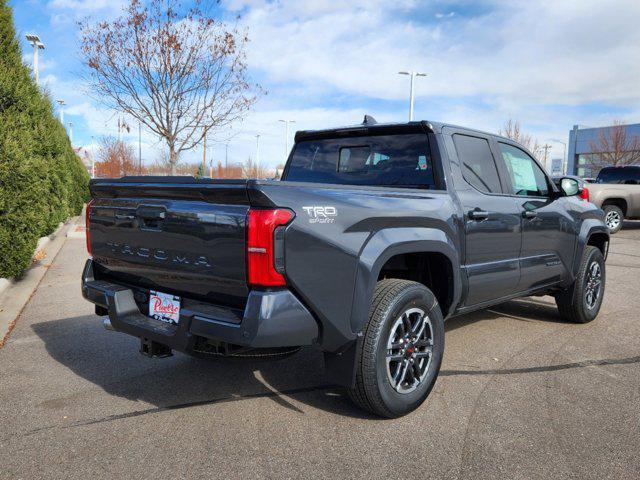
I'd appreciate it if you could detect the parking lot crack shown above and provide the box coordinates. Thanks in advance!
[441,355,640,377]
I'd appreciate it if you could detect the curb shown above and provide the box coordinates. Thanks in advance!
[0,215,81,348]
[0,222,66,295]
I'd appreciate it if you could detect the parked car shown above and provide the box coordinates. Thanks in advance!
[82,118,609,418]
[584,166,640,233]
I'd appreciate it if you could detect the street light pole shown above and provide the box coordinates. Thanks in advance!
[56,100,65,124]
[398,71,427,121]
[541,143,552,171]
[138,121,142,174]
[278,119,296,162]
[68,122,73,144]
[202,129,207,175]
[25,34,45,84]
[91,135,95,179]
[255,134,261,178]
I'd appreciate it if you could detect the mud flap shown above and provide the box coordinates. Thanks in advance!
[323,339,360,388]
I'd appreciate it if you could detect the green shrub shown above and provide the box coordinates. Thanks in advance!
[0,0,89,278]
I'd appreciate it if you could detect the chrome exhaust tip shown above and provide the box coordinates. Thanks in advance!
[102,318,115,331]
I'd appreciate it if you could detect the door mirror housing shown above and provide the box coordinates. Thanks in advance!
[559,177,581,197]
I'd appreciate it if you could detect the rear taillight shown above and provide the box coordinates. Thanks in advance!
[86,199,94,255]
[580,187,590,201]
[247,208,294,287]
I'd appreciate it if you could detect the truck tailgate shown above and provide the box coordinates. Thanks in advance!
[88,178,251,308]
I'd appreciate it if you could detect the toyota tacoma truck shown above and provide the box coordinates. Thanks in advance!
[82,118,609,418]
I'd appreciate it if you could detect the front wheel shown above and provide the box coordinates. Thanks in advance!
[555,246,605,323]
[348,279,444,418]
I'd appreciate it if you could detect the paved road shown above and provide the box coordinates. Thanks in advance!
[1,224,640,479]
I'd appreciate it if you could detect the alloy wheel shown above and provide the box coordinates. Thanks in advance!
[386,308,434,394]
[585,261,602,310]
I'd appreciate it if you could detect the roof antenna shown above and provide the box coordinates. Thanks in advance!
[362,115,377,125]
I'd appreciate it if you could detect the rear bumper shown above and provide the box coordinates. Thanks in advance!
[81,259,319,353]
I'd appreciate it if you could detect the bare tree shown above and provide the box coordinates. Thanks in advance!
[588,120,640,169]
[241,157,269,179]
[499,119,543,158]
[79,0,259,175]
[95,136,137,178]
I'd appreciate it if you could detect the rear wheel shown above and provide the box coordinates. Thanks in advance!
[348,279,444,418]
[603,205,623,234]
[555,246,605,323]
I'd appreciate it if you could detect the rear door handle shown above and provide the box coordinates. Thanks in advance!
[468,209,489,221]
[522,210,538,219]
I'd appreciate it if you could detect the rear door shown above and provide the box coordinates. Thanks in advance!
[447,131,522,307]
[495,141,576,290]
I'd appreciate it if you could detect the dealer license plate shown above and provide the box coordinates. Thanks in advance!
[149,290,181,324]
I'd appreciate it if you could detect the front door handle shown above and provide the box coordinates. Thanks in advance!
[522,210,538,219]
[469,209,489,221]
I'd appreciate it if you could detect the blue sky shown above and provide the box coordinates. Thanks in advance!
[10,0,640,169]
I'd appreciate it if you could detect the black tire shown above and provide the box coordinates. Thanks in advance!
[348,279,444,418]
[555,246,605,323]
[603,204,624,234]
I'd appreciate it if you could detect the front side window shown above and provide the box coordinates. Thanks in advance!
[453,134,502,194]
[285,134,437,189]
[499,143,549,196]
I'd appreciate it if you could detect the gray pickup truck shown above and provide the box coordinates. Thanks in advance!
[584,166,640,233]
[82,118,609,417]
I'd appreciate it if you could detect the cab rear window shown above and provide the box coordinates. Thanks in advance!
[284,134,439,189]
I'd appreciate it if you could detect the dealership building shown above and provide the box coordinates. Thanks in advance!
[567,122,640,178]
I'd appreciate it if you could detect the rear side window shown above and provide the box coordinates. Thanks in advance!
[453,134,502,194]
[285,134,438,189]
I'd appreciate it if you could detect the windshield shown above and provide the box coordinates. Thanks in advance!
[284,134,438,189]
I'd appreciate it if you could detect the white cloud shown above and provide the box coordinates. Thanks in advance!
[47,0,126,14]
[234,0,640,106]
[38,0,640,171]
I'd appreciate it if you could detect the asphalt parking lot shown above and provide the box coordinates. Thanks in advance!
[1,224,639,480]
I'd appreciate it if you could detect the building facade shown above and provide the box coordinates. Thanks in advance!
[567,123,640,178]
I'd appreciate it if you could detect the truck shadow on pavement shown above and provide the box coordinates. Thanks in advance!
[30,298,634,422]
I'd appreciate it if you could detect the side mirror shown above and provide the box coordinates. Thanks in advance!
[560,177,581,196]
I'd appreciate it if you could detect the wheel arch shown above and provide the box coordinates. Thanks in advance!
[574,221,610,278]
[601,197,628,216]
[350,227,461,336]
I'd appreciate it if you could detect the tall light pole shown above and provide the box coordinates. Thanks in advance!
[138,121,142,174]
[68,122,73,144]
[255,134,261,178]
[225,143,229,170]
[90,135,95,179]
[549,138,567,175]
[25,34,45,83]
[202,128,207,175]
[398,71,427,121]
[278,119,296,162]
[56,99,65,124]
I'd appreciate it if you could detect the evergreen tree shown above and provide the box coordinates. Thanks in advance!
[0,0,89,278]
